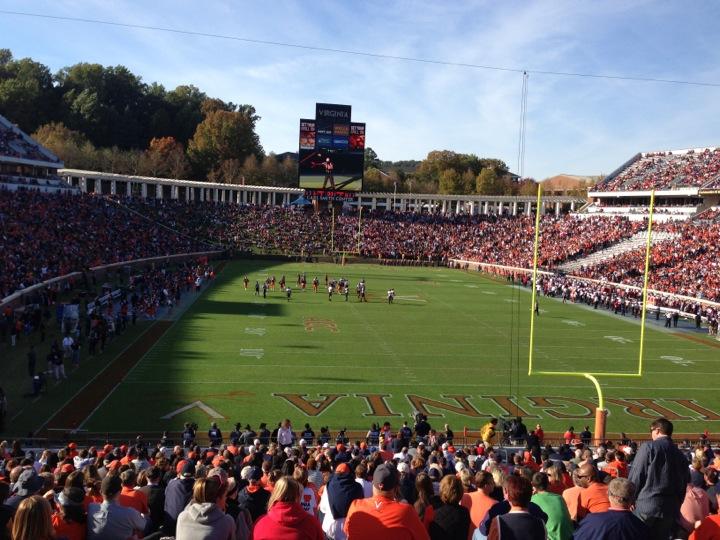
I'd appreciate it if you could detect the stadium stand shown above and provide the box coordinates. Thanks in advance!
[0,190,212,299]
[0,116,59,164]
[3,129,720,538]
[0,113,72,196]
[2,190,719,307]
[0,416,714,540]
[575,220,720,302]
[593,148,720,192]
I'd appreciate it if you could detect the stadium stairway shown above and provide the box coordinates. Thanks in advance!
[557,230,679,273]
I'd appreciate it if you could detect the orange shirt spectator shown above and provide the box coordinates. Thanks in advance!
[345,495,429,540]
[52,513,86,540]
[578,481,610,519]
[690,513,720,540]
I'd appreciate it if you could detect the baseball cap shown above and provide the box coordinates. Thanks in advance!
[397,462,410,474]
[248,466,262,481]
[372,463,399,491]
[13,469,44,497]
[177,460,195,478]
[335,463,351,475]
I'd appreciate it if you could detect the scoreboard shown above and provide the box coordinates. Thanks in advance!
[298,103,365,192]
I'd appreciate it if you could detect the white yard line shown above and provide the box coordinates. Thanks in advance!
[118,380,720,391]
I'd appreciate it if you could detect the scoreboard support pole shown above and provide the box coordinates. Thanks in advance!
[357,205,363,254]
[331,205,335,252]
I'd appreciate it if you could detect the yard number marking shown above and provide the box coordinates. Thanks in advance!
[604,335,633,344]
[562,320,586,327]
[245,328,267,336]
[240,348,265,359]
[661,355,694,366]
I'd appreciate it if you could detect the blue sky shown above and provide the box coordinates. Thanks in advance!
[2,1,719,179]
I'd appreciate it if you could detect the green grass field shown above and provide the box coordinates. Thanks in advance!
[68,260,720,437]
[299,175,362,191]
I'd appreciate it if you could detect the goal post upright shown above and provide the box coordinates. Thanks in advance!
[527,183,543,376]
[637,189,656,377]
[526,185,656,442]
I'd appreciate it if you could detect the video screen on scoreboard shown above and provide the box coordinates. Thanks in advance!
[349,123,365,151]
[298,110,365,191]
[299,119,315,150]
[298,147,364,191]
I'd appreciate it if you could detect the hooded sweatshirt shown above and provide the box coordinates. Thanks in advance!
[253,501,325,540]
[163,476,195,534]
[327,472,364,519]
[175,501,236,540]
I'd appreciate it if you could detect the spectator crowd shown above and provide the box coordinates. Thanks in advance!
[575,220,720,303]
[3,188,719,310]
[1,416,719,539]
[0,123,59,164]
[593,148,720,192]
[0,190,212,299]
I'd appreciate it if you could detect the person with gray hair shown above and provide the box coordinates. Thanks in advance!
[573,477,649,540]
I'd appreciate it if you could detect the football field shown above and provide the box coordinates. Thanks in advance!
[81,260,720,437]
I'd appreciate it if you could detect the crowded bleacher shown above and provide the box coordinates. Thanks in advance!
[574,220,720,302]
[0,119,59,164]
[1,189,719,310]
[593,148,720,192]
[0,190,212,300]
[1,415,718,539]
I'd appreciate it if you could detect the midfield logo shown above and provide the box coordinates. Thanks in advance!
[304,318,338,332]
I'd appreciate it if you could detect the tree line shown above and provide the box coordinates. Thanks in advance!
[1,49,530,194]
[365,148,537,195]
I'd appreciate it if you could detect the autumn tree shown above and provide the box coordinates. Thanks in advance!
[208,158,244,184]
[439,169,465,194]
[140,136,189,178]
[476,168,502,195]
[188,107,263,178]
[32,122,92,169]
